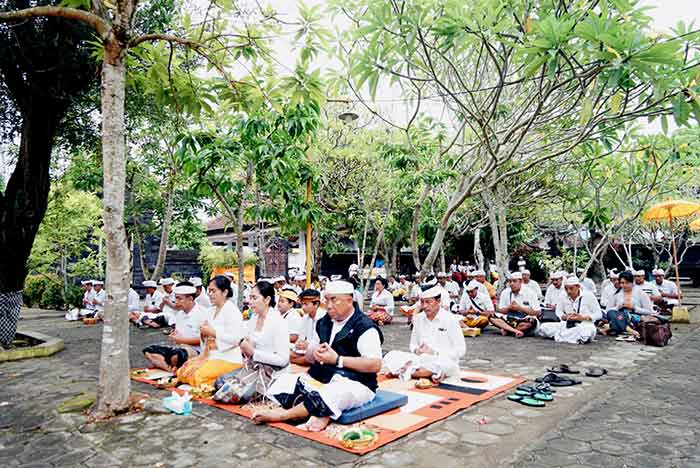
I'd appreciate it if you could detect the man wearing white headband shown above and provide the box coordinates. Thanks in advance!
[66,280,97,321]
[81,280,95,315]
[652,269,679,310]
[140,278,177,328]
[544,271,566,308]
[458,280,493,330]
[383,286,465,381]
[633,270,661,302]
[491,272,541,338]
[256,280,383,432]
[537,276,601,344]
[189,277,212,309]
[600,272,620,309]
[142,282,206,372]
[473,269,496,299]
[130,280,162,326]
[521,270,543,301]
[577,268,597,295]
[90,281,106,320]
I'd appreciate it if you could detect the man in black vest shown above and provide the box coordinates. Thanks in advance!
[253,280,383,432]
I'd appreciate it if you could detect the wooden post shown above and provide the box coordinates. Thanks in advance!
[305,141,313,289]
[668,212,683,305]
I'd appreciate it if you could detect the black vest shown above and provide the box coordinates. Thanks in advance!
[308,307,383,392]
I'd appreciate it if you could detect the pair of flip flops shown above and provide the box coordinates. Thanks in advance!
[546,364,608,378]
[536,372,582,386]
[508,384,554,407]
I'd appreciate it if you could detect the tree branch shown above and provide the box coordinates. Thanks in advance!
[0,6,109,39]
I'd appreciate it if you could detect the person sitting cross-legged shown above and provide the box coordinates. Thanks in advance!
[142,282,206,372]
[368,277,394,325]
[277,288,304,343]
[651,268,680,314]
[383,286,466,382]
[457,280,493,329]
[537,276,601,344]
[490,272,540,338]
[252,280,383,432]
[290,288,327,365]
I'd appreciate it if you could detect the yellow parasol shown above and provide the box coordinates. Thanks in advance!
[642,200,700,305]
[690,218,700,232]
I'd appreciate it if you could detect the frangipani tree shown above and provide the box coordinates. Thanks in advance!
[330,0,700,273]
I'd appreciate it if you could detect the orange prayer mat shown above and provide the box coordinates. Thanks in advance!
[132,366,524,455]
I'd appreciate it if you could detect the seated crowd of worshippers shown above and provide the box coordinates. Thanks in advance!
[71,263,677,431]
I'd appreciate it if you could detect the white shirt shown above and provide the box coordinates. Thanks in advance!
[174,304,207,351]
[654,279,679,305]
[83,288,96,310]
[128,288,140,312]
[600,283,618,308]
[309,309,382,359]
[371,289,395,315]
[523,280,543,300]
[299,308,327,342]
[555,290,602,322]
[498,287,541,312]
[203,301,244,363]
[195,291,212,309]
[581,278,597,295]
[353,290,364,312]
[247,307,290,367]
[93,289,106,312]
[610,287,654,315]
[409,284,422,301]
[444,281,460,299]
[280,308,304,337]
[387,280,400,292]
[459,290,495,314]
[410,309,466,363]
[544,284,566,306]
[637,281,661,299]
[144,290,164,311]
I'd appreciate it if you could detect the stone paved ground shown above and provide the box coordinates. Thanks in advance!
[1,306,699,467]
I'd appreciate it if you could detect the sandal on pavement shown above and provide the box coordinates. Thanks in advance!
[507,394,545,407]
[546,364,580,374]
[585,368,608,378]
[536,373,581,387]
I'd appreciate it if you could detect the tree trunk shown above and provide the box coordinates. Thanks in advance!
[312,229,323,277]
[235,161,254,308]
[364,229,385,299]
[388,239,399,277]
[133,223,151,279]
[439,246,446,273]
[254,187,267,277]
[92,39,131,418]
[149,174,175,281]
[486,193,509,293]
[410,185,430,271]
[0,97,60,345]
[474,228,484,269]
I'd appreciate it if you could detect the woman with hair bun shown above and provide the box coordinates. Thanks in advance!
[212,280,290,404]
[176,275,244,387]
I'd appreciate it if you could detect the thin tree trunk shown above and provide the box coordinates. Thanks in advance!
[358,210,369,275]
[132,224,151,280]
[411,185,430,271]
[93,40,131,418]
[486,192,509,293]
[388,239,399,277]
[364,229,385,299]
[149,173,175,281]
[235,161,254,308]
[474,228,484,269]
[439,247,446,273]
[255,187,266,277]
[312,229,323,276]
